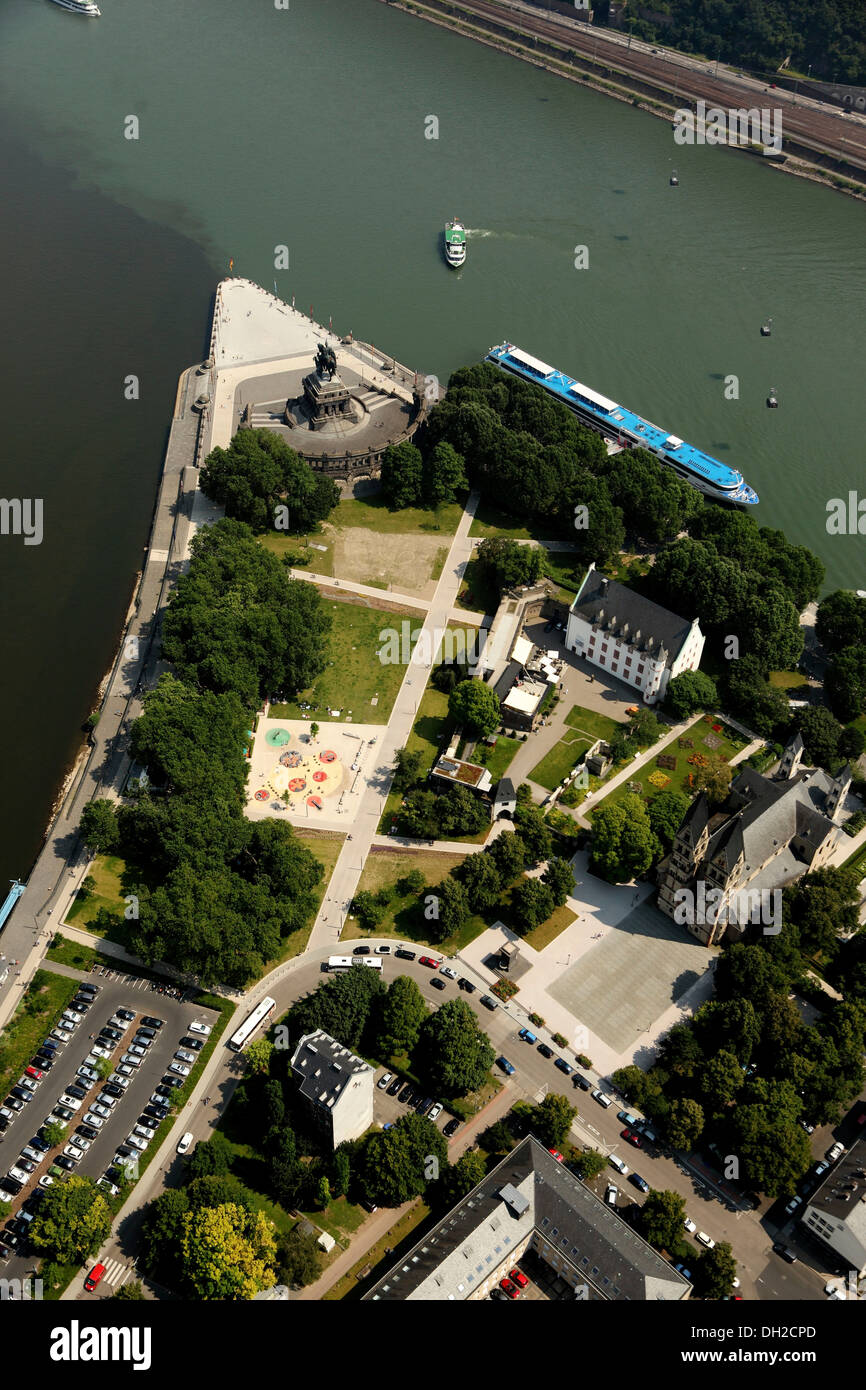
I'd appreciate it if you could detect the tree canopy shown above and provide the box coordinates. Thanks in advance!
[200,428,339,533]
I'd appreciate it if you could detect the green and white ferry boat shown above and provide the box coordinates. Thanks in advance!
[444,218,466,268]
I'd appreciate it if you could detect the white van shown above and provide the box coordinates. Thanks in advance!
[605,1184,618,1206]
[609,1153,629,1176]
[592,1089,612,1109]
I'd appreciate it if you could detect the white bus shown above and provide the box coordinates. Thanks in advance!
[228,996,276,1051]
[323,956,383,972]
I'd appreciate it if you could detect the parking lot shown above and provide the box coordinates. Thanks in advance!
[372,1067,462,1143]
[0,966,218,1280]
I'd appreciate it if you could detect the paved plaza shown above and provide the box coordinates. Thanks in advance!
[245,717,382,831]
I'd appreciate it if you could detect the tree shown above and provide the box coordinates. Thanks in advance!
[511,877,556,932]
[79,798,119,853]
[839,725,866,761]
[426,876,470,945]
[825,646,866,722]
[275,1226,321,1288]
[331,1146,352,1200]
[636,1189,686,1252]
[457,851,504,912]
[513,803,553,865]
[29,1177,112,1266]
[315,1175,331,1210]
[350,889,386,931]
[375,975,428,1057]
[424,440,467,507]
[731,1105,811,1197]
[433,785,489,837]
[245,1038,274,1076]
[794,706,843,769]
[474,537,545,593]
[487,831,527,883]
[542,856,574,907]
[187,1132,234,1181]
[357,1113,448,1206]
[179,1202,277,1300]
[627,706,664,747]
[590,793,660,881]
[525,1093,576,1148]
[571,1148,608,1180]
[42,1121,67,1150]
[393,746,424,791]
[690,756,732,806]
[666,1097,705,1151]
[269,1126,301,1208]
[437,1150,486,1207]
[647,790,690,853]
[416,999,495,1098]
[200,429,339,533]
[696,1050,744,1111]
[380,441,424,509]
[664,670,718,720]
[397,868,426,896]
[448,679,500,738]
[288,964,385,1052]
[696,1241,738,1301]
[784,867,861,958]
[112,1281,144,1300]
[263,1078,286,1134]
[816,589,866,654]
[693,999,760,1065]
[140,1189,190,1278]
[309,721,319,741]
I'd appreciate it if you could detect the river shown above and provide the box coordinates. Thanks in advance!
[0,0,863,885]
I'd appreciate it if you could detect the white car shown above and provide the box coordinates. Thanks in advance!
[176,1131,194,1155]
[175,1049,196,1065]
[188,1021,211,1037]
[21,1146,43,1163]
[126,1134,147,1151]
[109,1073,131,1089]
[7,1166,30,1185]
[71,1136,92,1152]
[428,1103,443,1121]
[117,1063,136,1077]
[439,966,458,980]
[17,1076,38,1093]
[375,944,391,955]
[696,1231,716,1249]
[108,1017,130,1033]
[84,1113,105,1130]
[827,1142,846,1163]
[169,1062,190,1077]
[0,1190,13,1204]
[58,1095,83,1112]
[684,1217,697,1234]
[90,1102,111,1120]
[38,1174,55,1188]
[377,1073,393,1091]
[63,1143,84,1161]
[784,1195,803,1216]
[120,1054,142,1068]
[592,1089,612,1109]
[128,1043,148,1058]
[605,1184,618,1206]
[89,1044,113,1059]
[134,1124,156,1140]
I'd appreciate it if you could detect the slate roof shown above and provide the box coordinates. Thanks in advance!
[290,1030,373,1111]
[571,567,695,660]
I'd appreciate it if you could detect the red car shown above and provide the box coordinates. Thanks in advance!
[548,1148,564,1163]
[499,1277,520,1299]
[419,956,440,969]
[25,1066,44,1080]
[509,1267,529,1288]
[84,1263,106,1292]
[622,1128,642,1147]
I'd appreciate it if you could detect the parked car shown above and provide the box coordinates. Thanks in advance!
[772,1243,798,1263]
[375,944,392,955]
[428,1103,443,1122]
[103,1083,124,1100]
[353,945,371,956]
[63,1144,85,1162]
[827,1142,846,1163]
[443,1117,460,1138]
[622,1128,642,1148]
[96,1178,119,1196]
[439,966,458,980]
[630,1173,650,1193]
[696,1231,716,1249]
[10,1088,33,1105]
[430,977,446,991]
[518,1028,537,1044]
[134,1123,157,1140]
[25,1066,44,1081]
[126,1134,147,1151]
[14,1156,36,1173]
[398,1084,413,1104]
[58,1096,83,1113]
[53,1105,74,1122]
[117,1064,136,1079]
[554,1058,573,1076]
[98,1093,118,1109]
[176,1132,194,1155]
[377,1072,393,1091]
[169,1062,190,1077]
[480,995,498,1011]
[4,1097,25,1113]
[175,1049,196,1065]
[161,1076,184,1090]
[77,1066,99,1084]
[592,1089,612,1108]
[537,1043,554,1059]
[499,1277,520,1299]
[457,978,475,993]
[128,1044,148,1059]
[180,1037,204,1052]
[573,1073,591,1092]
[115,1008,135,1022]
[77,1124,99,1142]
[120,1054,142,1068]
[674,1262,692,1279]
[386,1076,402,1096]
[785,1195,804,1216]
[496,1056,516,1076]
[605,1184,618,1206]
[394,947,416,961]
[419,956,440,969]
[83,1113,105,1130]
[136,1027,157,1041]
[684,1216,697,1234]
[141,1017,165,1030]
[509,1267,529,1288]
[548,1149,564,1163]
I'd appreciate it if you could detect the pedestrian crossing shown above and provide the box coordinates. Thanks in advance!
[100,1258,132,1288]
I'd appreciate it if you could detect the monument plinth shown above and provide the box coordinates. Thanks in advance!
[289,342,358,433]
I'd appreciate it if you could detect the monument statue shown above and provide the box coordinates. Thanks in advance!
[315,343,338,380]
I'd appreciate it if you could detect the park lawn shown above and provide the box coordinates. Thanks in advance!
[66,853,128,927]
[261,830,345,966]
[524,904,578,951]
[530,733,592,792]
[300,1195,368,1244]
[344,848,489,953]
[542,550,585,602]
[259,531,335,576]
[769,669,809,690]
[0,969,79,1100]
[379,684,453,831]
[269,598,418,724]
[45,936,101,971]
[455,557,500,616]
[564,704,622,742]
[478,735,521,783]
[323,1200,433,1301]
[843,840,866,880]
[331,496,462,536]
[468,499,540,541]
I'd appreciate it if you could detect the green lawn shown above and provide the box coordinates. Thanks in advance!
[379,685,453,831]
[468,500,538,540]
[564,704,622,742]
[269,598,419,724]
[331,496,462,536]
[477,735,521,783]
[0,969,79,1100]
[66,853,128,927]
[530,733,592,791]
[262,830,345,965]
[323,1201,433,1301]
[843,841,866,880]
[45,936,102,971]
[524,904,578,951]
[541,550,585,604]
[259,531,335,576]
[345,848,489,953]
[769,669,809,690]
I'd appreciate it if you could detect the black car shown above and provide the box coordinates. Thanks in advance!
[457,977,476,993]
[443,1117,461,1138]
[416,1097,434,1115]
[100,1027,122,1043]
[7,1217,29,1239]
[405,1089,420,1107]
[65,1084,88,1102]
[480,995,498,1011]
[161,1076,184,1090]
[136,1027,157,1040]
[115,1145,136,1160]
[141,1017,164,1030]
[32,1054,54,1070]
[72,996,92,1008]
[180,1037,204,1052]
[537,1044,554,1059]
[554,1058,573,1076]
[40,1039,59,1051]
[55,1156,76,1172]
[0,1178,23,1196]
[490,1286,510,1301]
[0,1116,9,1133]
[1,1230,20,1248]
[386,1076,402,1096]
[772,1244,798,1264]
[103,1083,124,1100]
[397,1084,414,1104]
[78,984,99,997]
[394,947,416,960]
[115,1008,134,1022]
[67,1002,88,1015]
[154,1085,174,1101]
[430,977,446,991]
[77,1124,99,1142]
[28,1135,50,1154]
[16,1157,36,1174]
[10,1088,32,1105]
[353,945,371,956]
[143,1104,168,1121]
[573,1073,591,1092]
[105,1166,123,1185]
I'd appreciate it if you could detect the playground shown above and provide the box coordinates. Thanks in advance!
[245,717,381,829]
